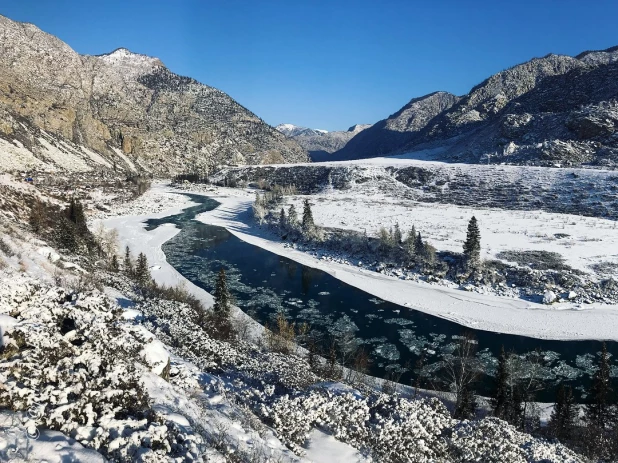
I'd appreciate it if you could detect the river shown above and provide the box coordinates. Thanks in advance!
[145,193,615,401]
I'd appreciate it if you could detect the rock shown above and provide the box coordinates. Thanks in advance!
[543,290,557,304]
[568,291,578,299]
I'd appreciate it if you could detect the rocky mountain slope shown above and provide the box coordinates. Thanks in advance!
[332,48,618,167]
[0,15,308,175]
[276,122,371,161]
[333,92,458,160]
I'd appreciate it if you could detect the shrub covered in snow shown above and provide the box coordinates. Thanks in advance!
[261,388,582,462]
[0,277,203,462]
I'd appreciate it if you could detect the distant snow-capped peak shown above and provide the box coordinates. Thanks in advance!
[276,124,329,137]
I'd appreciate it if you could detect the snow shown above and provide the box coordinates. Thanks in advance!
[99,196,214,307]
[111,147,137,172]
[0,314,17,348]
[138,325,171,374]
[0,138,45,172]
[189,189,618,341]
[284,192,618,275]
[304,428,370,462]
[37,135,91,172]
[97,47,162,70]
[0,411,106,463]
[0,179,586,461]
[93,181,618,341]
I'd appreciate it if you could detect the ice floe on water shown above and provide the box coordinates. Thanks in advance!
[373,343,401,361]
[384,318,415,326]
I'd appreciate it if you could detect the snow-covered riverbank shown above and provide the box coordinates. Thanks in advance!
[95,180,618,339]
[177,188,618,342]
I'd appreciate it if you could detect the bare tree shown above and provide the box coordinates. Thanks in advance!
[440,332,483,419]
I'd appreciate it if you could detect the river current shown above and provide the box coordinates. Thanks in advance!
[145,193,615,400]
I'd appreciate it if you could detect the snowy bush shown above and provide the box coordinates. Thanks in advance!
[0,277,203,462]
[445,417,582,463]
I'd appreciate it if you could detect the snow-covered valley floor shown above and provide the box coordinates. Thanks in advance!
[0,175,591,462]
[135,184,618,342]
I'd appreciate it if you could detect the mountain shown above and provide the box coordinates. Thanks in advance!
[276,123,371,161]
[332,49,618,167]
[275,123,329,138]
[0,15,308,175]
[332,92,458,160]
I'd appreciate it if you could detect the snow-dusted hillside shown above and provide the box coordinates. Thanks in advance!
[0,177,585,462]
[331,47,618,167]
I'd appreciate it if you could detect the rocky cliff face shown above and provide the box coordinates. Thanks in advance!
[276,123,371,161]
[332,49,618,167]
[0,15,308,175]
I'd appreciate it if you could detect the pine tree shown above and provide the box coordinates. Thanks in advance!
[288,204,298,228]
[378,227,392,256]
[279,208,287,231]
[420,241,437,271]
[549,384,577,442]
[393,223,403,245]
[29,200,44,234]
[404,226,417,262]
[68,197,88,236]
[134,252,151,287]
[124,246,133,277]
[509,385,525,429]
[406,226,417,247]
[455,384,477,420]
[211,267,234,340]
[55,216,77,252]
[302,199,316,238]
[414,232,424,256]
[492,346,510,420]
[110,254,119,272]
[585,342,614,428]
[413,352,426,397]
[463,216,481,270]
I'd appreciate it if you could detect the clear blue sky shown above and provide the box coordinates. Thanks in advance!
[2,1,617,131]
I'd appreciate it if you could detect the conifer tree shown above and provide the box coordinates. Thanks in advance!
[455,384,477,420]
[492,346,510,419]
[134,252,151,287]
[393,223,403,245]
[463,216,481,270]
[378,227,392,256]
[420,241,438,271]
[585,342,614,428]
[302,199,315,238]
[124,246,133,277]
[68,197,88,236]
[211,267,234,340]
[110,254,119,272]
[406,226,417,247]
[414,232,424,256]
[279,208,287,231]
[288,204,298,228]
[404,226,417,261]
[548,384,577,442]
[29,200,44,234]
